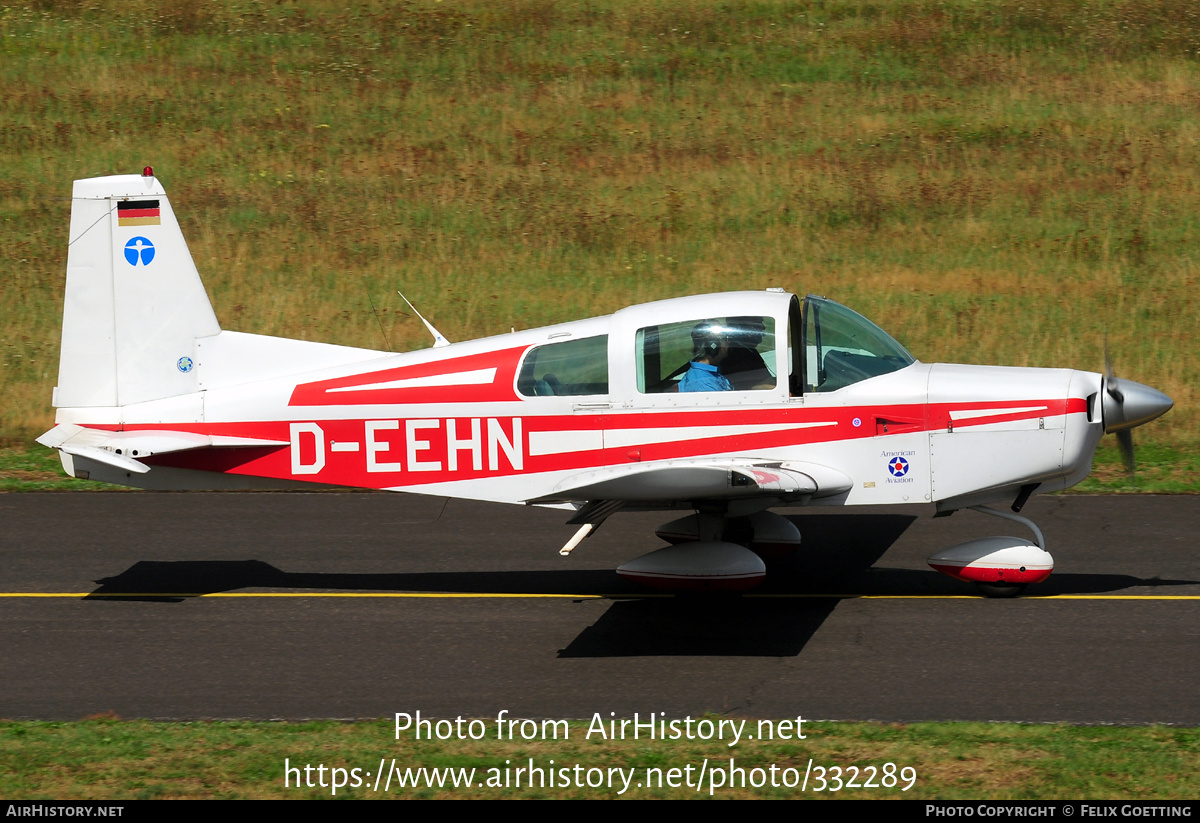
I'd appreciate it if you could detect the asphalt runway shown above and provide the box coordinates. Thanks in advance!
[1,492,1197,723]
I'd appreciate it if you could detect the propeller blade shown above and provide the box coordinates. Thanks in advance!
[1100,345,1171,481]
[1103,340,1124,402]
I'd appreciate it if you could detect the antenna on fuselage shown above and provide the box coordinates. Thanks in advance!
[398,291,451,348]
[366,290,393,352]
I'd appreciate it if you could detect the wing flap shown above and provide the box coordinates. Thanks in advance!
[779,461,854,498]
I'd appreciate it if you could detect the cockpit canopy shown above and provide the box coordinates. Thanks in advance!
[512,290,916,401]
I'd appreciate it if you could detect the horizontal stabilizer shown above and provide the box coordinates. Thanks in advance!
[37,424,288,475]
[59,444,151,474]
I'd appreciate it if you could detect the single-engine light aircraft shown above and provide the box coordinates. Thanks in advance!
[40,171,1174,596]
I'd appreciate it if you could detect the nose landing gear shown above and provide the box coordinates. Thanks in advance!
[927,506,1054,598]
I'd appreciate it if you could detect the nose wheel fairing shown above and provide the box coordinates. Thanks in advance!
[926,505,1055,597]
[927,536,1054,586]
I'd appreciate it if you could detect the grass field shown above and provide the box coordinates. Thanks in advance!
[3,718,1199,799]
[1,0,1196,459]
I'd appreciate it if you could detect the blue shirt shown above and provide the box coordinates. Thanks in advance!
[678,361,733,392]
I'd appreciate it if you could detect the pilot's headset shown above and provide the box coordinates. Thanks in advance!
[691,322,729,360]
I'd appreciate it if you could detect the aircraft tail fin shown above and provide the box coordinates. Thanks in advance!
[55,171,220,409]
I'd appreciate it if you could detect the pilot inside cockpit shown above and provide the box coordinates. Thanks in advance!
[679,322,734,392]
[721,316,774,391]
[635,314,777,394]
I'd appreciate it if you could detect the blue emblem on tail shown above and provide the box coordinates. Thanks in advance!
[124,237,155,266]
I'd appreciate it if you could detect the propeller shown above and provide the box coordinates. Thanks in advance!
[1103,346,1135,475]
[1101,343,1173,478]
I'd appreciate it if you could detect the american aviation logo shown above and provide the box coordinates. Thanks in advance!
[883,450,915,484]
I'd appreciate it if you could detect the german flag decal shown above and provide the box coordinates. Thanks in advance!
[117,199,161,227]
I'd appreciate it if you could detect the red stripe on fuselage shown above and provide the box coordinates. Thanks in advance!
[98,396,1087,491]
[288,347,527,407]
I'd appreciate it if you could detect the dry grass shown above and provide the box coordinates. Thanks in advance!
[1,0,1196,453]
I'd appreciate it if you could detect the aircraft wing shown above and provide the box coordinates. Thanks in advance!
[36,424,288,474]
[525,459,853,506]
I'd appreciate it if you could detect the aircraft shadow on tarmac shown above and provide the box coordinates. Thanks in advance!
[85,515,917,602]
[84,514,1199,657]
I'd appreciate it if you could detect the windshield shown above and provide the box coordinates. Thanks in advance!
[803,295,915,393]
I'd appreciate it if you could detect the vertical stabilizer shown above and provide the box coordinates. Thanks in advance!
[57,173,220,408]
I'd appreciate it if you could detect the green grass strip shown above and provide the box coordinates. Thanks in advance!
[2,719,1198,799]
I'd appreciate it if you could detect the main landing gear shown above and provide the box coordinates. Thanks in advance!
[558,504,800,593]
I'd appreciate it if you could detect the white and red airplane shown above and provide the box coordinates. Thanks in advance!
[39,171,1174,596]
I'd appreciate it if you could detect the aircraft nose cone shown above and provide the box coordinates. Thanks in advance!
[1102,377,1174,433]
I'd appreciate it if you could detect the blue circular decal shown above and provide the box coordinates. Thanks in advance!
[124,236,155,266]
[887,456,909,477]
[177,356,194,373]
[852,417,862,427]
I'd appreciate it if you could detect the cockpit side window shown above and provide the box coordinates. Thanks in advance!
[636,317,776,393]
[803,295,915,393]
[517,335,608,397]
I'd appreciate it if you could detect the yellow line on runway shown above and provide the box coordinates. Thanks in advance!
[1,592,1198,600]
